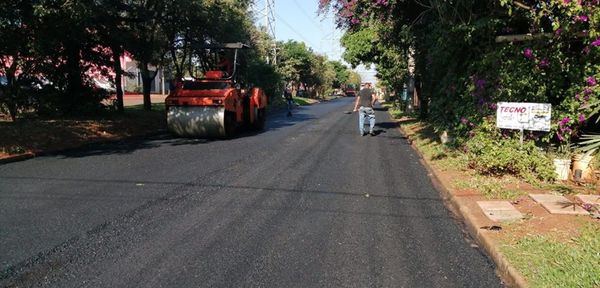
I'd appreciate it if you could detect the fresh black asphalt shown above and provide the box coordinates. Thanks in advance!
[0,97,503,287]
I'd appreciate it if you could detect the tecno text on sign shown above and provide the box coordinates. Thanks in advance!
[500,107,527,113]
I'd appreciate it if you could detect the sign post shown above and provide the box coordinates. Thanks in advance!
[496,102,551,146]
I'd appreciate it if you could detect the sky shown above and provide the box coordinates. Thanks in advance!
[253,0,377,83]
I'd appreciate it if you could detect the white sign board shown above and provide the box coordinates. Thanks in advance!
[496,102,551,131]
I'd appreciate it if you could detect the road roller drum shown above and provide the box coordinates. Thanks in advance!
[166,106,226,138]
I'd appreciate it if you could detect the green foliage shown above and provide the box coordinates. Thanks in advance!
[329,61,349,88]
[0,0,267,117]
[276,40,344,99]
[453,176,524,200]
[247,59,283,103]
[325,0,600,157]
[465,119,556,182]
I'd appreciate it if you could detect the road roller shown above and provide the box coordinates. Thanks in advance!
[165,43,268,138]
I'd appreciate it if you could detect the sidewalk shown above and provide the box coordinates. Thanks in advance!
[395,116,600,288]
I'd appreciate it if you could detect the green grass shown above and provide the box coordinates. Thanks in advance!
[404,122,467,172]
[389,106,403,119]
[541,183,576,195]
[403,120,524,199]
[501,224,600,288]
[124,102,165,112]
[452,175,523,200]
[292,96,313,106]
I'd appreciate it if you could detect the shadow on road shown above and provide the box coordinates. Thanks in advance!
[266,106,315,131]
[43,108,315,159]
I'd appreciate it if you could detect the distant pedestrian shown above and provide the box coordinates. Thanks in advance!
[284,89,294,117]
[353,83,377,136]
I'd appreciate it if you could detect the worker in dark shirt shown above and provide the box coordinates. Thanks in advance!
[217,51,233,76]
[353,83,377,136]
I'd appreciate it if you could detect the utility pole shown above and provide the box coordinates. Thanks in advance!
[252,0,276,65]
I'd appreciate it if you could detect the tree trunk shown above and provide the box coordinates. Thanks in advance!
[111,46,124,113]
[65,41,83,114]
[5,64,17,121]
[139,62,157,111]
[416,79,428,119]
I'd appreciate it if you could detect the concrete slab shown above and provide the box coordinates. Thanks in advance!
[477,201,523,222]
[575,194,600,205]
[529,193,563,203]
[529,194,590,215]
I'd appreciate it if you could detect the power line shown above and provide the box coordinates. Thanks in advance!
[291,0,322,32]
[274,11,317,48]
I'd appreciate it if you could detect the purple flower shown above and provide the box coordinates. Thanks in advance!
[538,58,549,68]
[584,87,593,95]
[578,114,586,123]
[574,15,589,22]
[583,46,591,55]
[555,28,563,36]
[559,117,571,125]
[592,38,600,47]
[461,117,469,124]
[586,77,597,86]
[523,48,534,59]
[563,0,571,4]
[582,203,594,211]
[475,79,486,89]
[488,103,497,110]
[575,94,581,101]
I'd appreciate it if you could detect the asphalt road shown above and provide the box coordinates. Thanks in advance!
[0,97,503,287]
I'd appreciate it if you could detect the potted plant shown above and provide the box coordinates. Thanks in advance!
[574,133,600,180]
[550,142,573,181]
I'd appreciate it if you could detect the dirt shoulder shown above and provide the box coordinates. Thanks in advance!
[0,109,165,160]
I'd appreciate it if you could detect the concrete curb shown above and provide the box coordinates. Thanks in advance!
[0,152,35,164]
[395,121,528,288]
[0,130,168,165]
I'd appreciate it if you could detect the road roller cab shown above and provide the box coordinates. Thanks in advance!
[165,43,268,138]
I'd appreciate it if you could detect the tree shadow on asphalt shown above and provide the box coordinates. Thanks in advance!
[265,106,315,131]
[45,108,315,159]
[369,121,413,145]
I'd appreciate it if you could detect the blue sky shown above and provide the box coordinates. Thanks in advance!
[253,0,377,83]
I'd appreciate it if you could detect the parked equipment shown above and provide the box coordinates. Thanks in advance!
[165,43,267,138]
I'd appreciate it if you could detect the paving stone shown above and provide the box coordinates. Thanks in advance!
[477,201,523,222]
[575,194,600,205]
[529,194,563,203]
[529,194,590,215]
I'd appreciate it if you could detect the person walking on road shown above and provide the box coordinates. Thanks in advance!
[353,83,377,136]
[284,89,294,117]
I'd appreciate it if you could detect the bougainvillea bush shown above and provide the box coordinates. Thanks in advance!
[321,0,599,180]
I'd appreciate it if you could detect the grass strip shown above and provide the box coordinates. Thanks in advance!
[500,224,600,288]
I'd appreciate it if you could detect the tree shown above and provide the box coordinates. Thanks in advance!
[94,0,134,113]
[125,0,169,111]
[278,41,315,96]
[23,0,118,116]
[329,61,350,89]
[0,0,36,121]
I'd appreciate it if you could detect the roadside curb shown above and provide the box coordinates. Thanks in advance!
[395,122,528,288]
[0,130,167,165]
[0,152,35,164]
